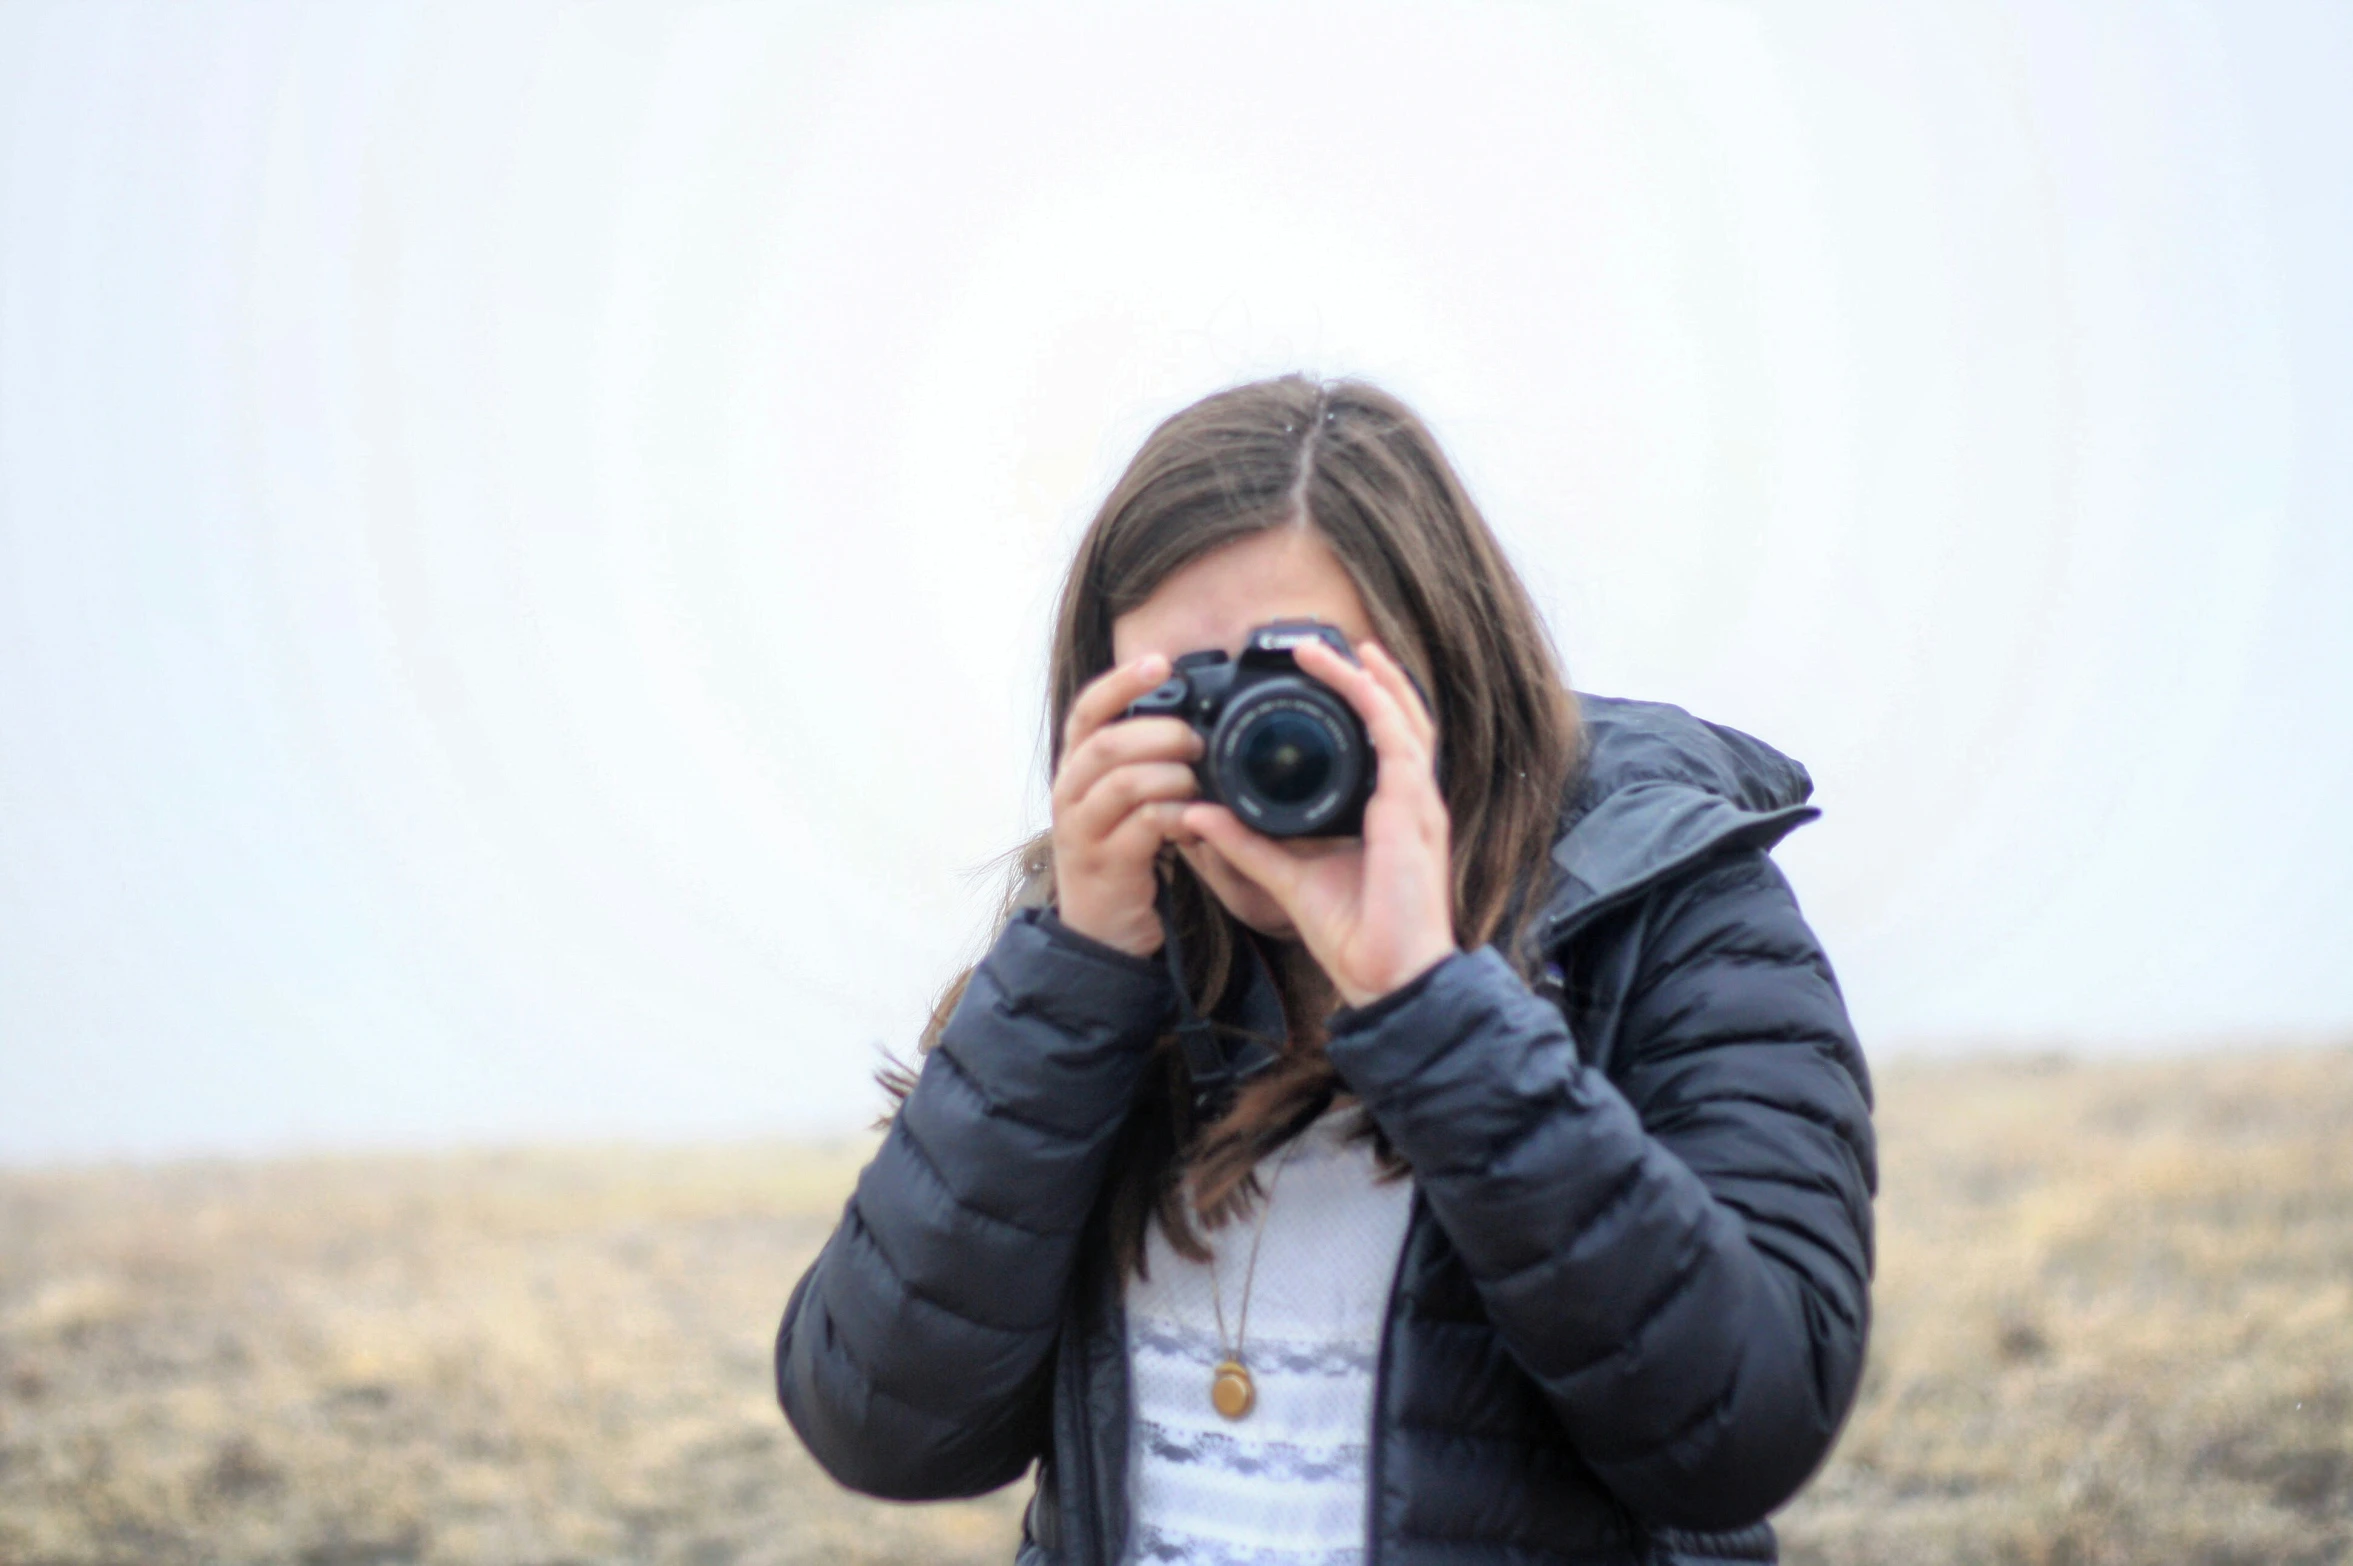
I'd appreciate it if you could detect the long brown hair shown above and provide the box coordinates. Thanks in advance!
[891,375,1580,1276]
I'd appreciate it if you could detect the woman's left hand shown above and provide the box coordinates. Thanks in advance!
[1180,638,1458,1009]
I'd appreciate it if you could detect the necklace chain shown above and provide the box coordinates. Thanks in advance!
[1205,1133,1303,1419]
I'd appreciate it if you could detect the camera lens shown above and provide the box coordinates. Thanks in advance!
[1238,710,1334,806]
[1210,682,1367,836]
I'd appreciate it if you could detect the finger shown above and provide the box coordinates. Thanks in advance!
[1103,798,1192,863]
[1357,640,1438,750]
[1292,637,1433,779]
[1065,761,1200,845]
[1060,654,1174,768]
[1180,803,1307,907]
[1296,641,1445,842]
[1054,716,1202,811]
[1327,637,1435,752]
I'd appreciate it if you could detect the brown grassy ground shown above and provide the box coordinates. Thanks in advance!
[1,1048,2346,1565]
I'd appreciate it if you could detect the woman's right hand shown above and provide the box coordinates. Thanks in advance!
[1051,654,1204,957]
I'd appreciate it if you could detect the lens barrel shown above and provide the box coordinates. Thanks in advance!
[1208,679,1367,837]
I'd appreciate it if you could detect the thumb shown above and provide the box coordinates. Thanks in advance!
[1181,804,1301,904]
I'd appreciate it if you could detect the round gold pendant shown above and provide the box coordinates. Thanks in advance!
[1210,1359,1256,1420]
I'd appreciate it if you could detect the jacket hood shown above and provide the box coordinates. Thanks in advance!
[1536,694,1819,948]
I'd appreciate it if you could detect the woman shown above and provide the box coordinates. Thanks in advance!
[776,376,1875,1565]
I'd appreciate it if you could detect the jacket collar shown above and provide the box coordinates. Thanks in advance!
[1535,694,1820,948]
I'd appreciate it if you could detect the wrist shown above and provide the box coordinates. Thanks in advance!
[1328,947,1462,1030]
[1335,940,1459,1010]
[1048,898,1164,961]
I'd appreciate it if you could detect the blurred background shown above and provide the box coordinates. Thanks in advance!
[2,3,2349,1158]
[5,7,2351,1565]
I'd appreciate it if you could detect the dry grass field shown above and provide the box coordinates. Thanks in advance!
[2,1048,2347,1566]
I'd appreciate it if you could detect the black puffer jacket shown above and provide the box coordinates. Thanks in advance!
[777,695,1876,1565]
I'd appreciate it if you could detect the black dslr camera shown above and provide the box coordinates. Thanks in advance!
[1122,620,1373,838]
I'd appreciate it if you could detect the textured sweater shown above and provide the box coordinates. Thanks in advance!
[1121,1109,1416,1564]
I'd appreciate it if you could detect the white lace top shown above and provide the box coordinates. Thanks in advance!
[1119,1108,1418,1565]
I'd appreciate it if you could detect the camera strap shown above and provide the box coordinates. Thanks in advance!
[1155,877,1279,1118]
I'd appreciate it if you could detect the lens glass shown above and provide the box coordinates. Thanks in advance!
[1238,711,1334,806]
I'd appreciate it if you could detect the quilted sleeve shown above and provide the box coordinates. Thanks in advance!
[1323,849,1875,1531]
[775,906,1171,1500]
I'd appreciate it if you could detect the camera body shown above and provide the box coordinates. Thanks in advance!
[1122,620,1373,838]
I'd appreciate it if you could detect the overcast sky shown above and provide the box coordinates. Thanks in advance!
[3,1,2348,1162]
